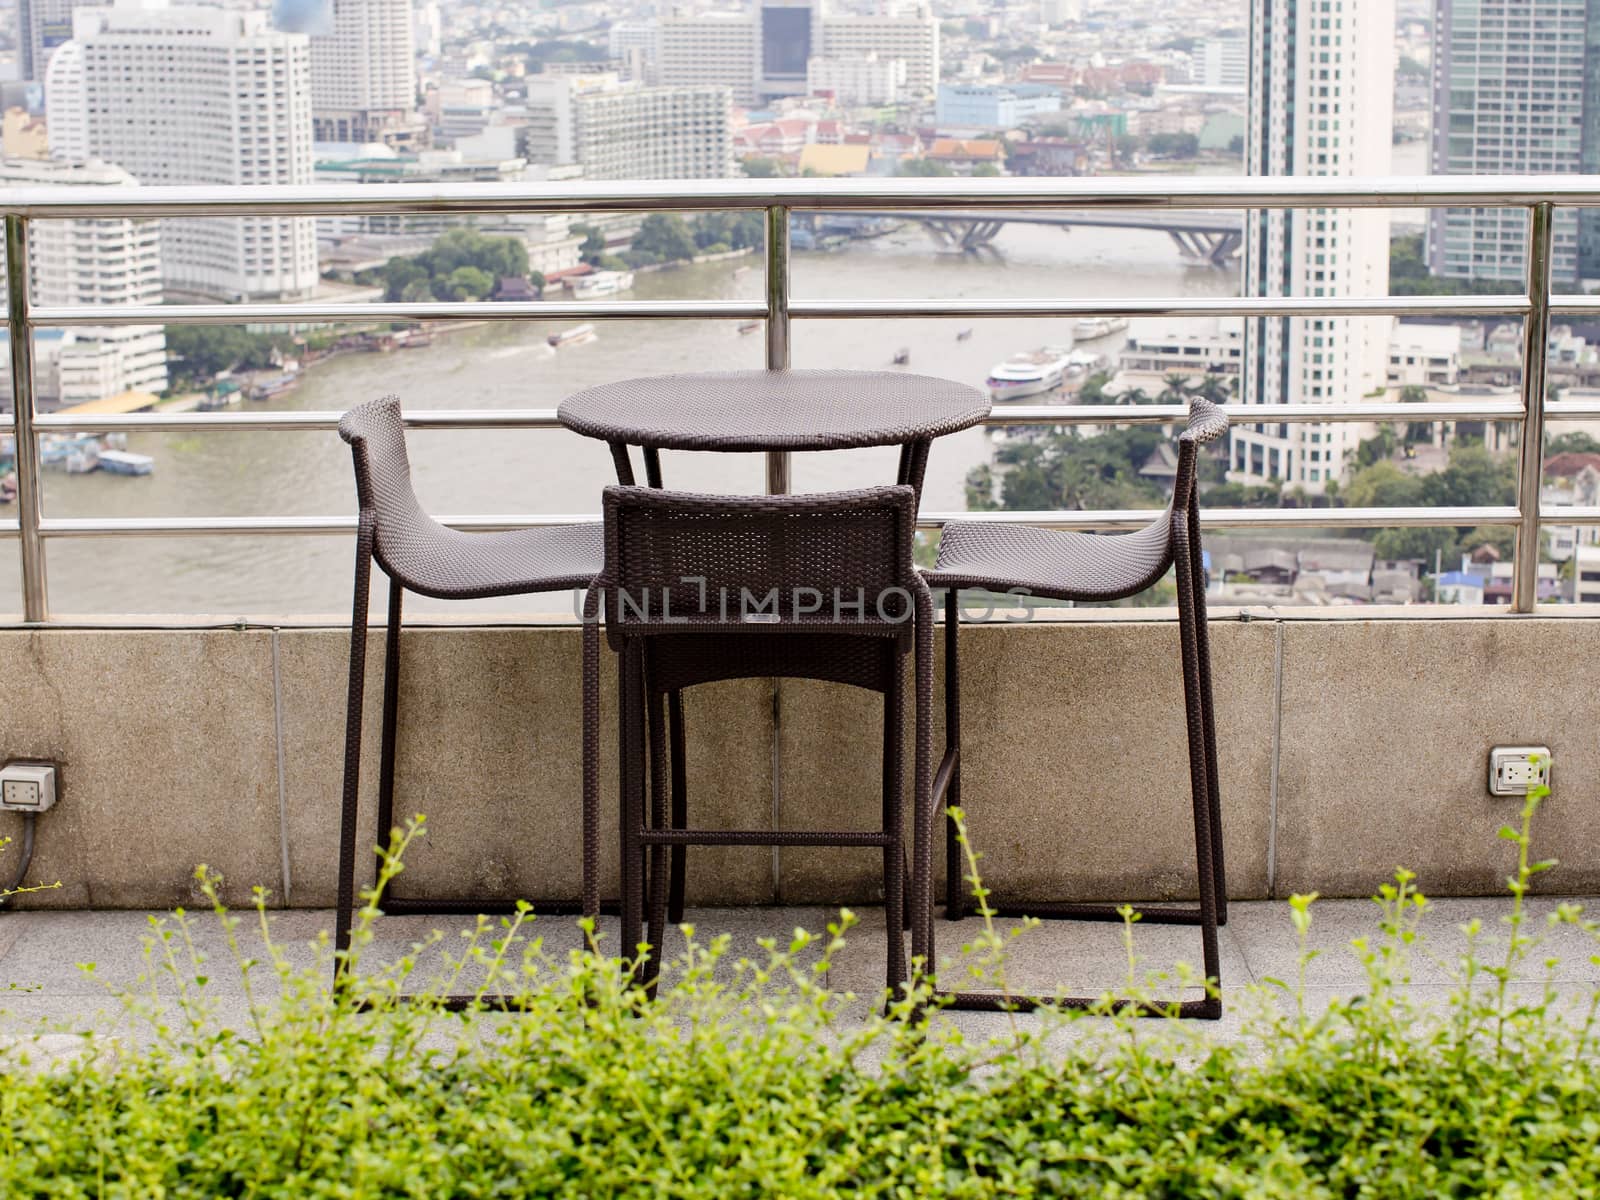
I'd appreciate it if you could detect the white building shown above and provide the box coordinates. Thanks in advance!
[1237,0,1394,493]
[309,0,417,145]
[413,1,442,58]
[608,20,660,84]
[658,13,760,106]
[1118,321,1244,377]
[53,3,318,302]
[520,74,734,181]
[807,52,905,105]
[1039,0,1082,25]
[42,40,88,160]
[1196,35,1247,91]
[657,1,938,106]
[433,80,496,144]
[0,158,167,405]
[819,10,938,98]
[1386,323,1461,388]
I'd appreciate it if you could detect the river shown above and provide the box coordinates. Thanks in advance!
[15,218,1245,616]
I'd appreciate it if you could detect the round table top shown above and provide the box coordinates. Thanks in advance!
[557,369,991,452]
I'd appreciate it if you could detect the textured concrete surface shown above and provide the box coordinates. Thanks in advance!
[1275,619,1600,898]
[1,617,1599,911]
[0,630,281,909]
[2,897,1597,1043]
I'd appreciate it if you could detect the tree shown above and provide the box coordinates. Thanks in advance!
[972,162,1002,177]
[1548,431,1600,455]
[630,214,699,263]
[741,157,781,178]
[897,158,954,177]
[381,229,530,301]
[964,426,1169,513]
[1147,132,1199,159]
[400,278,435,304]
[1227,134,1244,155]
[576,224,607,266]
[443,266,493,300]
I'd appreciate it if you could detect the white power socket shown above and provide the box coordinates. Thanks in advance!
[0,761,56,812]
[1489,746,1551,797]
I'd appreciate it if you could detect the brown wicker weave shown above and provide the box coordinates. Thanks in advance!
[558,369,991,453]
[334,395,603,993]
[583,484,935,998]
[921,397,1230,1019]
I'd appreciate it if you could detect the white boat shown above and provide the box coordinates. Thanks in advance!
[985,347,1075,402]
[547,323,598,348]
[569,270,635,300]
[1072,316,1130,340]
[97,449,154,476]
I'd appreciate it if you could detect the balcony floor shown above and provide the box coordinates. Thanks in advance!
[3,896,1599,1053]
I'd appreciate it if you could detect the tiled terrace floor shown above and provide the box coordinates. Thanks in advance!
[3,897,1599,1046]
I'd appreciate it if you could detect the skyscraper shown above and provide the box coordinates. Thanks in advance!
[308,0,418,145]
[16,0,99,82]
[759,0,824,102]
[1236,0,1395,492]
[49,3,318,302]
[1428,0,1593,284]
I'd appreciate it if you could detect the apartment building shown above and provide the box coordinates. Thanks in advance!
[49,3,318,301]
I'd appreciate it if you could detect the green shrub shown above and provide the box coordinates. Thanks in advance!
[4,783,1600,1196]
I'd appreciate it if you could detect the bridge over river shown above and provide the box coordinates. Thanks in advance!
[816,208,1245,265]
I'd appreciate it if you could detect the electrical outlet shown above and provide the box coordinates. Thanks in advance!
[0,761,56,812]
[1489,746,1551,797]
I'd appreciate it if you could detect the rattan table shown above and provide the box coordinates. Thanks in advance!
[557,367,991,497]
[560,369,989,995]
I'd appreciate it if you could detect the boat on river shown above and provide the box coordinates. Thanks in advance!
[1072,316,1130,340]
[985,347,1075,402]
[97,450,154,476]
[548,323,598,348]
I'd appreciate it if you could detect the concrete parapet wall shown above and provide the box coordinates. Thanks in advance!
[0,616,1592,910]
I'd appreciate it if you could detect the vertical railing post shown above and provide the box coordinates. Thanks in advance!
[5,216,47,622]
[764,203,790,496]
[1513,202,1554,613]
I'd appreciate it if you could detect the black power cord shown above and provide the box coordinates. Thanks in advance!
[0,811,37,906]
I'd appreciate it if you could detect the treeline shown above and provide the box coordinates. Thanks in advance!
[380,229,538,303]
[575,213,766,269]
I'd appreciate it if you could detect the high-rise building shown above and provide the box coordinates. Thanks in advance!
[1237,0,1394,492]
[808,52,906,106]
[759,0,824,102]
[608,21,661,84]
[0,157,168,405]
[657,12,761,106]
[17,0,99,82]
[42,40,88,160]
[52,3,318,303]
[1428,0,1594,285]
[1196,35,1247,91]
[657,0,937,105]
[818,8,938,97]
[520,74,734,180]
[309,0,418,144]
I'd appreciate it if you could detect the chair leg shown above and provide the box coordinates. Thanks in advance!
[943,590,964,921]
[882,646,906,992]
[1174,518,1223,1016]
[910,587,937,996]
[668,690,688,925]
[581,589,602,923]
[619,643,648,988]
[335,513,376,980]
[373,580,402,904]
[645,686,671,998]
[1188,500,1227,924]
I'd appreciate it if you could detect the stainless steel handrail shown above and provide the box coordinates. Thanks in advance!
[5,175,1589,621]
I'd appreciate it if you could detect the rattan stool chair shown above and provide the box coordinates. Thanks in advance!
[919,397,1229,1018]
[581,484,935,997]
[335,396,603,976]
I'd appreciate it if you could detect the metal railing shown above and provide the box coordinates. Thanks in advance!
[5,174,1600,622]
